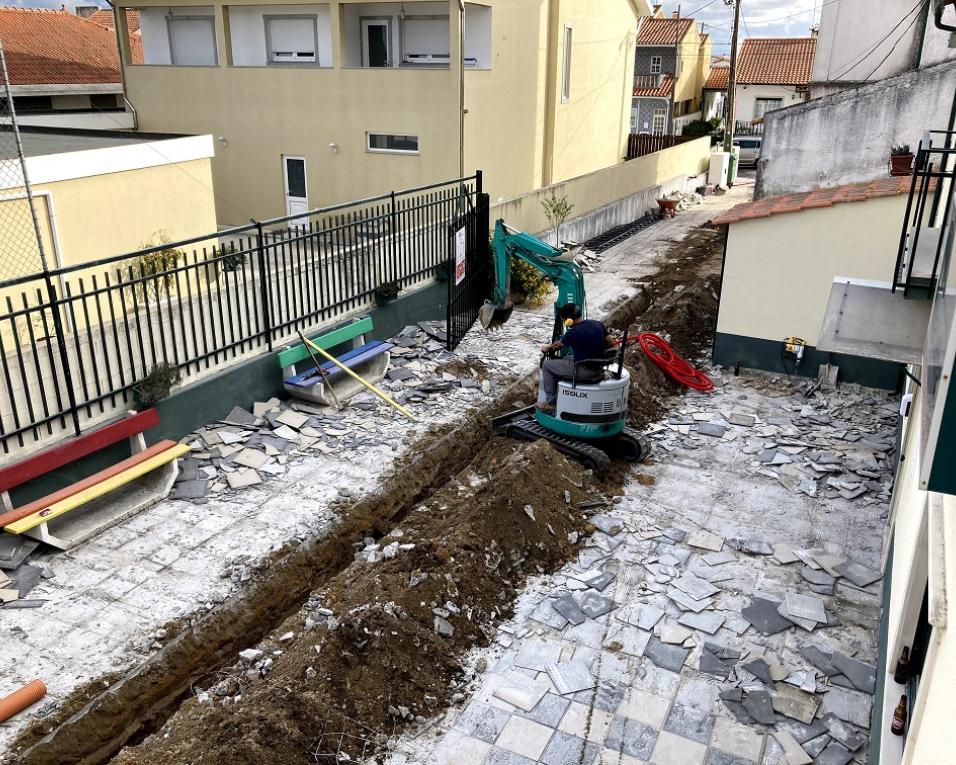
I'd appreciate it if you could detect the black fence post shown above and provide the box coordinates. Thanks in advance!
[43,273,81,437]
[389,190,397,288]
[253,220,273,351]
[476,170,483,195]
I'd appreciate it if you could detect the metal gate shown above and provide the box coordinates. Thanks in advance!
[446,187,492,351]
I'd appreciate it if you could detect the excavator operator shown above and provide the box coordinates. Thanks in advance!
[536,303,616,413]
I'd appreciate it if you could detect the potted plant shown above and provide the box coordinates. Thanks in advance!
[374,281,400,306]
[889,144,914,177]
[132,362,182,409]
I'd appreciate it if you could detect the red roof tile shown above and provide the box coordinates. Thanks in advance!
[736,37,816,85]
[703,67,728,90]
[88,8,140,35]
[711,176,916,226]
[636,17,694,46]
[634,73,674,98]
[0,7,141,86]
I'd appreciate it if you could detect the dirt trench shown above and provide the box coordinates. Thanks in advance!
[6,222,726,765]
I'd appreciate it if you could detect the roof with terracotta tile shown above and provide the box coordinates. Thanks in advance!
[711,176,915,226]
[736,37,817,85]
[699,33,710,46]
[703,66,729,90]
[634,73,674,98]
[0,7,141,86]
[88,8,140,35]
[636,17,694,46]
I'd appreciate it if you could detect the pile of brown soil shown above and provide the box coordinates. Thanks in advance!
[605,226,725,430]
[113,439,601,765]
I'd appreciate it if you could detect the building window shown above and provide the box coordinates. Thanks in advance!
[652,108,666,136]
[266,16,318,64]
[630,107,638,133]
[753,97,783,120]
[167,16,217,66]
[650,55,662,74]
[367,133,420,154]
[561,26,572,102]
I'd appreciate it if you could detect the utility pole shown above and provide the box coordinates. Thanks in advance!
[671,5,680,136]
[723,0,741,152]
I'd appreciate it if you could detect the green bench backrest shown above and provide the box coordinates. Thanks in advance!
[276,317,374,368]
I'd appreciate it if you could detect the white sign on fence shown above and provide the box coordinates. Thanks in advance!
[454,226,467,285]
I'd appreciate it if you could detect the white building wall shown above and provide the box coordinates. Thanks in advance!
[229,4,332,67]
[812,0,925,85]
[340,2,449,67]
[140,6,217,66]
[734,84,804,124]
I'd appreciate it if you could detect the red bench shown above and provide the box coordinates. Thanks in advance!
[0,409,189,550]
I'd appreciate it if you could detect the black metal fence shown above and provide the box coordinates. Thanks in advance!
[0,174,481,455]
[446,193,491,351]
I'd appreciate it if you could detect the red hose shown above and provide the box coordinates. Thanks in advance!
[630,333,714,392]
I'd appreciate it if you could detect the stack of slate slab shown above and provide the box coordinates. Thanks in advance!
[0,536,51,609]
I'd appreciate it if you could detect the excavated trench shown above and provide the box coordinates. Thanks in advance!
[5,225,725,765]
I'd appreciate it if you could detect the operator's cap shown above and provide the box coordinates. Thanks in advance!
[559,303,582,320]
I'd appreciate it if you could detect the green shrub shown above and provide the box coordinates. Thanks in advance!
[511,258,551,306]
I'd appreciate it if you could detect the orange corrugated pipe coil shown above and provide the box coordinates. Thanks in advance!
[0,680,46,723]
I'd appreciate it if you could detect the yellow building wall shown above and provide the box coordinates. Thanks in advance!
[548,0,638,186]
[491,135,709,234]
[694,35,711,111]
[717,194,909,345]
[673,22,701,106]
[122,0,645,225]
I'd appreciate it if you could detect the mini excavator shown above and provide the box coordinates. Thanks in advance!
[480,220,649,473]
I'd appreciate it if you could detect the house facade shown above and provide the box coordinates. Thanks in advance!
[631,13,711,135]
[113,0,647,226]
[0,8,140,131]
[731,37,816,134]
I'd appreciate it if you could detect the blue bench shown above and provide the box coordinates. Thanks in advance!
[278,317,392,406]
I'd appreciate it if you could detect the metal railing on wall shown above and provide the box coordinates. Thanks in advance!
[626,133,695,160]
[0,174,481,456]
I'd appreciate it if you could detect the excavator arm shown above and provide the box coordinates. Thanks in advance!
[479,219,586,341]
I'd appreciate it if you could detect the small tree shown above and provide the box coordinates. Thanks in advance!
[124,231,184,303]
[541,194,574,247]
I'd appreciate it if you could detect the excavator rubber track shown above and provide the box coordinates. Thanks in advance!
[503,417,612,474]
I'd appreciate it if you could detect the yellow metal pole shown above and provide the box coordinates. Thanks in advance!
[300,335,418,422]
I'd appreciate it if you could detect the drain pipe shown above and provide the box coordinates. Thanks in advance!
[106,1,139,130]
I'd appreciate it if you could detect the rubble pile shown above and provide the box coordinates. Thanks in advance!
[0,541,51,610]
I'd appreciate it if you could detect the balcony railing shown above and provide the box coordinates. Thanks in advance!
[893,131,956,298]
[634,74,666,89]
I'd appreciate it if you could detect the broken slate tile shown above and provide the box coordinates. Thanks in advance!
[492,672,549,711]
[800,566,836,587]
[784,592,828,624]
[742,690,776,724]
[677,610,725,635]
[659,620,694,645]
[696,423,727,438]
[233,448,270,470]
[275,410,310,429]
[590,515,625,535]
[666,587,713,613]
[686,530,724,552]
[728,538,774,555]
[578,591,615,619]
[772,731,812,765]
[824,716,867,751]
[701,551,736,566]
[222,406,259,427]
[1,599,46,609]
[776,601,817,632]
[832,559,882,588]
[514,640,562,672]
[698,648,734,679]
[225,469,262,490]
[741,597,795,635]
[616,603,664,631]
[672,573,719,601]
[643,637,689,672]
[721,700,753,725]
[820,687,872,729]
[771,684,819,725]
[584,571,616,592]
[10,565,42,599]
[169,479,211,500]
[0,538,39,571]
[545,660,596,695]
[741,658,773,684]
[605,623,651,657]
[552,594,586,626]
[813,743,854,765]
[803,734,832,759]
[831,653,877,694]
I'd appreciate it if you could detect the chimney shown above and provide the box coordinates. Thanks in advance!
[672,11,680,19]
[75,6,99,18]
[810,25,819,38]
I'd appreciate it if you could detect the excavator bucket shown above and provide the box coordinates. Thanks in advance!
[479,299,514,330]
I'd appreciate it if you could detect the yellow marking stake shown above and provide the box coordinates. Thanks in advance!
[5,444,191,534]
[300,335,418,422]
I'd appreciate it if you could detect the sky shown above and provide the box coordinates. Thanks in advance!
[14,0,824,51]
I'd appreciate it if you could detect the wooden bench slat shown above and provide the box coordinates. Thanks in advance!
[0,440,180,528]
[0,409,161,493]
[4,443,191,535]
[276,317,374,369]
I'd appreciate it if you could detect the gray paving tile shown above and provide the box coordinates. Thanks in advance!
[553,594,586,626]
[832,560,881,587]
[539,731,598,765]
[572,679,627,713]
[483,747,536,765]
[644,637,689,672]
[814,742,854,765]
[663,702,715,745]
[741,597,794,635]
[705,751,756,765]
[518,692,571,728]
[605,715,658,760]
[830,653,876,694]
[457,702,512,743]
[742,691,776,725]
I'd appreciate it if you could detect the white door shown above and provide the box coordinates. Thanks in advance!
[282,155,309,228]
[361,19,390,67]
